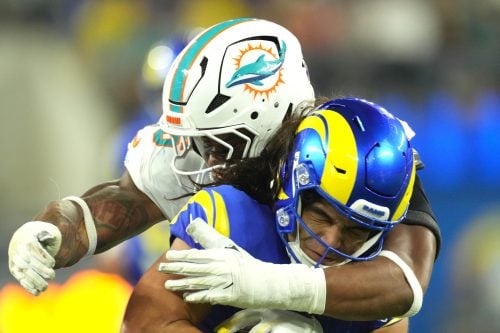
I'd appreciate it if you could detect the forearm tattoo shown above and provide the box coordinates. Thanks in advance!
[37,183,163,268]
[86,189,154,252]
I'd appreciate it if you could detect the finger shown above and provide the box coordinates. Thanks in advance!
[10,256,48,293]
[183,289,216,303]
[19,273,47,296]
[183,289,229,304]
[19,278,41,296]
[166,249,225,263]
[187,219,237,249]
[165,275,227,291]
[23,268,50,292]
[158,262,218,276]
[11,247,55,280]
[26,241,56,268]
[29,258,56,280]
[37,230,56,243]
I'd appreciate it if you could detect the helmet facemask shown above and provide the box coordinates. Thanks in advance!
[276,161,394,268]
[169,127,257,183]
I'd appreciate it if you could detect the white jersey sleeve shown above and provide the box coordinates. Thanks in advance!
[124,124,205,220]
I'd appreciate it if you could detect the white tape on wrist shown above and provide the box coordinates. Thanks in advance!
[379,250,423,317]
[62,196,97,257]
[282,264,326,314]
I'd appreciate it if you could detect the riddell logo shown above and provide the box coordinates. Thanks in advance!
[362,204,385,217]
[225,41,286,99]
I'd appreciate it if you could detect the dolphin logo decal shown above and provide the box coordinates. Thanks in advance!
[225,41,287,88]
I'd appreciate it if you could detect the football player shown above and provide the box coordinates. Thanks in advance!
[123,98,417,332]
[8,18,439,324]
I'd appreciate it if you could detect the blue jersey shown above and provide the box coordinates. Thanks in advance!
[170,185,394,332]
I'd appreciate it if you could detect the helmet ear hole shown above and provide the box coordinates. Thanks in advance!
[251,112,259,120]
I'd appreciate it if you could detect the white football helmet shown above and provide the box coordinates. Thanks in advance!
[159,18,315,177]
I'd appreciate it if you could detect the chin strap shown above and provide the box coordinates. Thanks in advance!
[62,196,97,257]
[379,250,423,317]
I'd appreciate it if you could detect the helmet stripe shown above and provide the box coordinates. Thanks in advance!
[191,190,215,227]
[391,160,416,221]
[168,18,254,114]
[211,190,231,237]
[297,112,327,141]
[319,111,358,205]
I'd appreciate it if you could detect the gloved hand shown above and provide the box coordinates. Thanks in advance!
[216,309,324,333]
[159,219,326,314]
[8,221,62,295]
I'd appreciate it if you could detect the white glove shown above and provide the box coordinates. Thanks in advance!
[215,309,323,333]
[8,221,62,295]
[159,219,326,314]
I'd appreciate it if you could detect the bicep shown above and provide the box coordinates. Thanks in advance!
[122,238,211,332]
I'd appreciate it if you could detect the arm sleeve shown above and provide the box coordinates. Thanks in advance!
[402,174,441,259]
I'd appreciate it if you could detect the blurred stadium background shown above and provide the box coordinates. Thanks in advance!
[0,0,499,332]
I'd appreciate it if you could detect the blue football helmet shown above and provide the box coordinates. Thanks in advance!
[275,97,416,267]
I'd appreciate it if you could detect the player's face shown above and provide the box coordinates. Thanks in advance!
[296,197,371,266]
[195,137,224,167]
[195,134,248,166]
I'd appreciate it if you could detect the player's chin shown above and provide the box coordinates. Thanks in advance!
[304,245,345,266]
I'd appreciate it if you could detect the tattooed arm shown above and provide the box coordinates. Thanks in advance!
[8,171,166,294]
[46,171,166,268]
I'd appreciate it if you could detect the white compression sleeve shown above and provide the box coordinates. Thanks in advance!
[379,250,423,317]
[62,196,97,257]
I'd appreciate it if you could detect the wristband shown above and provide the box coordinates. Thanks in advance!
[62,196,97,256]
[379,250,423,317]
